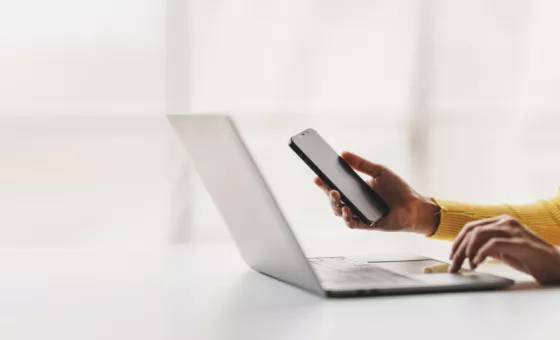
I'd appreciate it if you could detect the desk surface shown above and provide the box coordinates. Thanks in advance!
[1,243,559,340]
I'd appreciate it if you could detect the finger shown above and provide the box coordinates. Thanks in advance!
[342,206,370,230]
[472,238,527,268]
[341,151,388,178]
[314,177,330,194]
[342,207,358,229]
[329,190,343,216]
[465,225,512,269]
[449,238,469,273]
[451,216,504,258]
[366,177,378,190]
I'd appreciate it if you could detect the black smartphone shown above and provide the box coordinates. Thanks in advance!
[289,128,389,226]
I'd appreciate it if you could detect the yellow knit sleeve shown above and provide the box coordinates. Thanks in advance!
[430,193,560,245]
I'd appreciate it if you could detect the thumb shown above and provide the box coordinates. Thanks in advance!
[341,151,387,178]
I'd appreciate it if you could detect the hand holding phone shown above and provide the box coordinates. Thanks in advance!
[289,128,441,235]
[289,128,389,225]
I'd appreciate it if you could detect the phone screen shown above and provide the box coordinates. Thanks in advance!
[290,128,388,225]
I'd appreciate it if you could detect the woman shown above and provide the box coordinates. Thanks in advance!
[315,151,560,285]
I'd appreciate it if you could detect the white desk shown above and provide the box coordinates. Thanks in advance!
[1,244,559,340]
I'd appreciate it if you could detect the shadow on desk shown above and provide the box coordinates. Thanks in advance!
[205,271,323,340]
[226,271,323,306]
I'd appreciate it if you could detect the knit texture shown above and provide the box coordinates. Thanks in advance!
[431,192,560,245]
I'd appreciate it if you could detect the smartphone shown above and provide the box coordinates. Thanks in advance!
[289,128,389,226]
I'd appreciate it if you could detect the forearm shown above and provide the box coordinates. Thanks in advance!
[430,195,560,245]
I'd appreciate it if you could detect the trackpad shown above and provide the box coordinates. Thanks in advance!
[371,260,444,275]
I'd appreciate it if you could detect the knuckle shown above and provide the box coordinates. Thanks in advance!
[461,225,475,236]
[509,227,523,237]
[514,237,529,246]
[487,238,501,248]
[464,224,481,234]
[500,214,515,223]
[379,165,389,174]
[463,221,477,230]
[471,228,483,238]
[511,219,523,228]
[497,225,511,233]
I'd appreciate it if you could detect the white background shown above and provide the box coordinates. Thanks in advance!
[1,0,560,248]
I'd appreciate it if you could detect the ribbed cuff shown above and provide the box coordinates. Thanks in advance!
[429,199,473,241]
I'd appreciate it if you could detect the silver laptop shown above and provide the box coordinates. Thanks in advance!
[169,114,513,297]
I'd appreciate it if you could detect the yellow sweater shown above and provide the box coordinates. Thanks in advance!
[431,193,560,245]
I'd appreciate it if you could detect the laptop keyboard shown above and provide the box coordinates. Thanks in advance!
[309,257,418,285]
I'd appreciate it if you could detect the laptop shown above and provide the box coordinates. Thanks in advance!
[169,114,514,297]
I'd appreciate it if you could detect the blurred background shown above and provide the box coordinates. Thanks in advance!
[2,0,560,251]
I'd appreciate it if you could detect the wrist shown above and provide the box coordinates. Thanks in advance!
[416,197,441,236]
